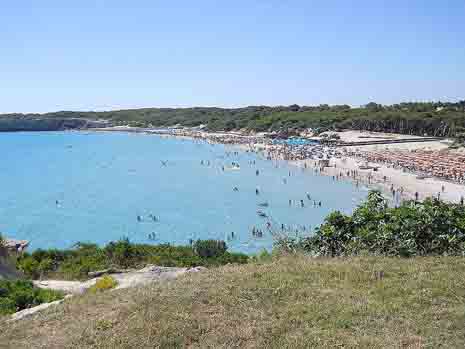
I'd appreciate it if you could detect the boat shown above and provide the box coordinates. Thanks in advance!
[257,202,269,207]
[257,210,268,218]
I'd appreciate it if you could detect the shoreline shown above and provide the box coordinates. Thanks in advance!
[89,126,465,204]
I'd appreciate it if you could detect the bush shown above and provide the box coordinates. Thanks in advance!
[283,190,465,257]
[16,239,248,280]
[193,240,227,258]
[0,280,63,315]
[89,275,118,293]
[104,238,138,268]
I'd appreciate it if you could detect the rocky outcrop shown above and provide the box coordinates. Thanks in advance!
[33,265,206,294]
[8,265,206,321]
[3,238,29,253]
[0,246,23,280]
[0,116,111,132]
[8,299,65,322]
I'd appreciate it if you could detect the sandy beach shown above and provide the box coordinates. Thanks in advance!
[226,130,465,204]
[289,130,464,203]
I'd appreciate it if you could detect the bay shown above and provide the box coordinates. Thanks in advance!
[0,132,367,254]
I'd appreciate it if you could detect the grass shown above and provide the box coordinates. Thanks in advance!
[2,255,465,348]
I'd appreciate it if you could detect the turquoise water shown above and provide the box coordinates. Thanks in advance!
[0,132,367,254]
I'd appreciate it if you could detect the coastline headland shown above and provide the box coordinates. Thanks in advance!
[0,116,110,132]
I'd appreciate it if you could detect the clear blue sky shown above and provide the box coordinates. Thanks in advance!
[1,1,465,113]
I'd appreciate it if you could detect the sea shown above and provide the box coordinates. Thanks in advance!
[0,131,367,254]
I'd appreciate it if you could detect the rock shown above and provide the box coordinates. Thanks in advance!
[8,299,64,322]
[0,246,23,280]
[33,279,97,295]
[3,238,29,253]
[87,268,135,278]
[34,265,207,294]
[186,266,207,273]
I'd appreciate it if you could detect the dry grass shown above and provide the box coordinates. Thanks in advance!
[1,255,465,348]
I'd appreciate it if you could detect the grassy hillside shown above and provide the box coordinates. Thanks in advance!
[2,255,465,348]
[2,101,465,136]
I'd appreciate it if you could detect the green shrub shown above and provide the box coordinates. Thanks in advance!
[104,238,138,267]
[281,190,465,257]
[0,280,63,315]
[16,239,248,280]
[193,240,227,258]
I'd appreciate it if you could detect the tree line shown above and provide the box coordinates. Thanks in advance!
[2,101,465,137]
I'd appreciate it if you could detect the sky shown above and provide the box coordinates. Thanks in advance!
[1,0,465,113]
